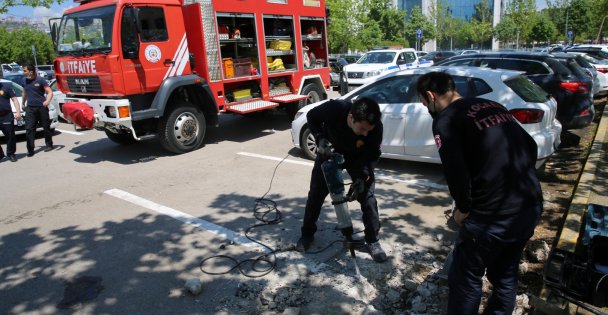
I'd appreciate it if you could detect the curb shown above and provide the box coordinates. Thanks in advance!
[556,104,608,252]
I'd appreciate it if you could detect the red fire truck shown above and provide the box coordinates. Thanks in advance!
[50,0,330,153]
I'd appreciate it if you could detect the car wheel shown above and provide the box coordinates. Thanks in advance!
[104,130,136,145]
[287,83,324,120]
[158,102,206,153]
[300,126,317,160]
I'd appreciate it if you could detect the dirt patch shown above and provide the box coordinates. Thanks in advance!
[522,101,605,304]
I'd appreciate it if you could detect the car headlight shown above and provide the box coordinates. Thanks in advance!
[294,111,304,120]
[364,69,383,78]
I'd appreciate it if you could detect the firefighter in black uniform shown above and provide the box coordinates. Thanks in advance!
[0,80,22,162]
[416,72,542,314]
[22,64,54,156]
[296,97,388,262]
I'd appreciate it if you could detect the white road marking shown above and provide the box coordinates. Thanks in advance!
[57,128,84,135]
[237,152,314,166]
[104,188,269,253]
[237,152,448,190]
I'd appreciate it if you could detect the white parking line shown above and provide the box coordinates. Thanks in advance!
[237,152,448,190]
[57,128,84,136]
[104,188,269,253]
[237,152,314,166]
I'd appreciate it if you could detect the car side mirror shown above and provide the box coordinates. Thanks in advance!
[396,59,407,65]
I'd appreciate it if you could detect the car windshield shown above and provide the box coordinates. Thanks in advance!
[504,76,549,103]
[357,52,396,64]
[57,5,115,56]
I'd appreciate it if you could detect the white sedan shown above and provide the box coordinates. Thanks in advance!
[291,66,562,168]
[0,79,60,137]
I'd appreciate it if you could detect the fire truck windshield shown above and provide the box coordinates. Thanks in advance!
[57,5,115,56]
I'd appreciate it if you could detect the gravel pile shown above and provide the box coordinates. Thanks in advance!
[200,240,544,314]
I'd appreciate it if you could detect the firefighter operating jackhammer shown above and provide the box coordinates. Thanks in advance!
[320,149,367,276]
[296,98,388,263]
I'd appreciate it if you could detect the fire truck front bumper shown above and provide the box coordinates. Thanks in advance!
[65,98,136,136]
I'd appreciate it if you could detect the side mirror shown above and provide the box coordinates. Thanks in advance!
[48,18,61,48]
[396,59,407,65]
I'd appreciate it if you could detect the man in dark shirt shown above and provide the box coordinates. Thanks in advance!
[0,81,22,162]
[22,64,54,156]
[416,72,542,314]
[296,97,388,262]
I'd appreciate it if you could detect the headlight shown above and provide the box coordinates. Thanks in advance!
[294,111,304,120]
[364,69,383,78]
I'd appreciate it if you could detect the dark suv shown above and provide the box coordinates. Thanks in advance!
[436,52,594,129]
[565,46,608,60]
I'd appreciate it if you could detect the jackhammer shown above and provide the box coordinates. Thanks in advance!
[321,150,364,277]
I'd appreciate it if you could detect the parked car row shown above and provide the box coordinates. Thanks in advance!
[292,66,562,169]
[436,52,596,130]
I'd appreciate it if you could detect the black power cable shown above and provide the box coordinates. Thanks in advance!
[199,153,364,278]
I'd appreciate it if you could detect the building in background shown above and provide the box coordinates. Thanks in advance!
[392,0,503,51]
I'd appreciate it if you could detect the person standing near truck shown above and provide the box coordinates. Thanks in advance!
[22,64,53,156]
[0,80,22,162]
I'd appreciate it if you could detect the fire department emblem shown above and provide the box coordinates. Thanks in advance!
[434,135,442,149]
[144,45,162,63]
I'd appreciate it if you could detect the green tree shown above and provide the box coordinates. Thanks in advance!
[506,0,537,45]
[403,6,434,49]
[0,27,55,65]
[366,0,405,44]
[0,0,65,14]
[590,0,608,42]
[567,0,592,42]
[470,0,493,49]
[326,0,361,53]
[530,13,558,45]
[453,19,474,49]
[493,15,518,46]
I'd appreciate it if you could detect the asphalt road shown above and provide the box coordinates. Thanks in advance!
[0,94,453,314]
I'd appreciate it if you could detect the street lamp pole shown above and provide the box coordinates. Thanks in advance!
[565,4,569,44]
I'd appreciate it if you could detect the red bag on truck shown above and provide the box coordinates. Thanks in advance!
[62,102,94,129]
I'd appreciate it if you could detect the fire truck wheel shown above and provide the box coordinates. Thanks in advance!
[105,130,136,145]
[288,83,324,119]
[300,126,317,160]
[159,104,206,153]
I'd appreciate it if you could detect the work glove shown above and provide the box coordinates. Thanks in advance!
[347,178,366,202]
[316,137,332,157]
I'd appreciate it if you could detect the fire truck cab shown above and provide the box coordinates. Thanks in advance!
[51,0,330,153]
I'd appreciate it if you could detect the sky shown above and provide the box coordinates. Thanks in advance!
[2,0,549,23]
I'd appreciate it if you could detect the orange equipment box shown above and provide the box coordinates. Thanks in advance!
[223,58,234,78]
